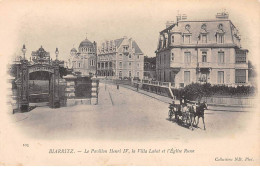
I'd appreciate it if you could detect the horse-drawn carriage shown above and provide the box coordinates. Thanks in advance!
[168,101,208,130]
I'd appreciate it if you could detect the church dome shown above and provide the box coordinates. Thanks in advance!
[79,38,94,49]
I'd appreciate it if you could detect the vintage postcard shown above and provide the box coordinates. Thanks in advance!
[0,0,259,166]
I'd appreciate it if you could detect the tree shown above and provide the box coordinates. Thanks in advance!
[59,66,68,78]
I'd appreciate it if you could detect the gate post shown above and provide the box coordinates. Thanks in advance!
[91,77,99,105]
[63,74,77,106]
[20,59,29,112]
[50,60,60,108]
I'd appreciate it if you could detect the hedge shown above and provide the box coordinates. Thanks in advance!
[171,83,256,101]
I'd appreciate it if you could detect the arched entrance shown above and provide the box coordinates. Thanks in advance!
[29,71,51,106]
[16,46,61,111]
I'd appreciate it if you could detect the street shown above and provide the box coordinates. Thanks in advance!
[12,83,255,141]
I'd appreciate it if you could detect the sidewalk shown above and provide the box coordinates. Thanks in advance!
[97,83,113,106]
[115,83,252,112]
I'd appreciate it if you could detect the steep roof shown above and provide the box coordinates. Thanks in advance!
[161,20,238,45]
[114,38,124,47]
[132,40,143,54]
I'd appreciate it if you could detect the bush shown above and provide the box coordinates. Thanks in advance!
[171,83,256,101]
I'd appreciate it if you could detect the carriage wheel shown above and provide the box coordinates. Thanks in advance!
[168,110,173,120]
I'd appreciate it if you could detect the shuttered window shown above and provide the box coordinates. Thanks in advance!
[235,69,246,83]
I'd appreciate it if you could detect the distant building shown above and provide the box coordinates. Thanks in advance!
[65,36,97,76]
[155,12,249,87]
[97,36,144,79]
[144,56,156,80]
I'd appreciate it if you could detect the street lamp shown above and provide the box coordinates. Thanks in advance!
[55,47,59,60]
[22,44,27,60]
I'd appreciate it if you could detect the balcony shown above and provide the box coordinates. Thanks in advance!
[198,62,211,68]
[197,62,212,71]
[170,63,181,72]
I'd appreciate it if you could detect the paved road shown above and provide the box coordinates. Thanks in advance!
[12,83,254,141]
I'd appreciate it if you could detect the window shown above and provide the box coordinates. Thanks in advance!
[184,71,190,84]
[137,55,140,59]
[218,51,225,63]
[78,62,81,68]
[184,35,191,44]
[202,52,207,62]
[137,72,139,77]
[217,71,224,84]
[217,34,224,43]
[137,63,140,68]
[129,54,132,59]
[236,50,247,63]
[119,62,122,68]
[129,62,131,67]
[129,71,132,77]
[171,35,174,43]
[123,46,129,52]
[90,60,95,66]
[235,69,246,83]
[171,53,174,61]
[184,52,191,64]
[119,71,122,78]
[202,35,207,43]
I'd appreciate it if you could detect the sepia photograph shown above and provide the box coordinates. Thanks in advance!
[0,0,259,166]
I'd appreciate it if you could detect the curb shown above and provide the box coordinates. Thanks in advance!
[116,84,252,110]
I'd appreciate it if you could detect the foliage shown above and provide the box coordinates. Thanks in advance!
[59,66,68,78]
[171,83,256,101]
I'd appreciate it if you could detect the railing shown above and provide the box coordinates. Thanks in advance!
[139,80,180,89]
[198,62,212,68]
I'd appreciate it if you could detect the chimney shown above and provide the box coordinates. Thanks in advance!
[181,14,187,20]
[129,38,132,50]
[216,11,229,19]
[176,14,181,22]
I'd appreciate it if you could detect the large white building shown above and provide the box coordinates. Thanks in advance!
[65,37,97,76]
[97,36,144,79]
[155,12,249,87]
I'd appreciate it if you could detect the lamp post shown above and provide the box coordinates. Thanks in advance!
[55,47,59,60]
[22,44,27,60]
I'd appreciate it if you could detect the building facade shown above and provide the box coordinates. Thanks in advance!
[65,37,97,76]
[97,36,144,79]
[155,12,249,87]
[144,56,156,80]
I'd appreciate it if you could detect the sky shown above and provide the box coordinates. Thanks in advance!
[0,0,259,64]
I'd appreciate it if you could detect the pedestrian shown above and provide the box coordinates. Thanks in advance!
[136,83,139,91]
